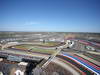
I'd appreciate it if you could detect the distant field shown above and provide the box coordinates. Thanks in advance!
[39,41,62,46]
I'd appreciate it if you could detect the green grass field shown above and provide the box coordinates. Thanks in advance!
[83,52,100,62]
[30,47,56,54]
[13,44,56,54]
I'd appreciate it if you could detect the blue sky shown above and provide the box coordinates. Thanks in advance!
[0,0,100,32]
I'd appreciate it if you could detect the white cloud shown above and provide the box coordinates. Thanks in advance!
[24,21,39,25]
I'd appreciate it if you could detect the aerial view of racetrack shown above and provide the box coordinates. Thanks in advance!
[0,0,100,75]
[0,32,100,75]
